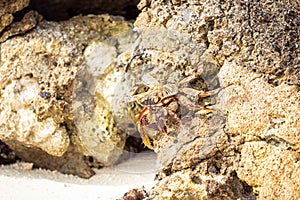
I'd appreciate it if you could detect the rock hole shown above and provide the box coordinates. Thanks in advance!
[88,156,94,163]
[25,73,34,78]
[124,135,150,153]
[0,140,18,165]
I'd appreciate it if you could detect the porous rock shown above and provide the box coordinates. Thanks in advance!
[121,186,148,200]
[219,62,300,152]
[0,0,30,33]
[0,0,43,43]
[0,14,136,177]
[0,10,43,43]
[238,141,300,200]
[135,0,299,85]
[219,62,300,200]
[125,0,300,198]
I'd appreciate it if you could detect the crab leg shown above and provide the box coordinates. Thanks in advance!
[182,82,236,98]
[182,87,222,98]
[178,95,214,113]
[178,63,204,85]
[136,107,154,149]
[140,127,154,150]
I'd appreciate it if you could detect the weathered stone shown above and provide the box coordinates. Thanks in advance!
[124,0,300,198]
[0,10,43,42]
[121,186,148,200]
[219,62,300,199]
[151,131,256,200]
[237,141,300,200]
[0,75,70,156]
[150,167,255,200]
[0,0,30,32]
[135,0,300,85]
[0,14,136,177]
[0,0,42,43]
[219,62,300,152]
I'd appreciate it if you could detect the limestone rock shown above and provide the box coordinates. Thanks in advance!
[0,0,43,43]
[0,10,43,42]
[126,0,300,198]
[219,62,300,200]
[238,142,300,200]
[121,186,148,200]
[151,131,255,200]
[0,14,136,177]
[135,0,300,85]
[0,0,30,32]
[219,62,300,152]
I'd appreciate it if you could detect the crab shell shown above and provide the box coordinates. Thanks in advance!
[135,83,179,106]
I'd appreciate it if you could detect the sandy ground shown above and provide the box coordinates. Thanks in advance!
[0,152,157,200]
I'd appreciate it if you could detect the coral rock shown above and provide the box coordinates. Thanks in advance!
[0,14,136,177]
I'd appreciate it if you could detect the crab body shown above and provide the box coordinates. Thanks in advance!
[125,64,235,149]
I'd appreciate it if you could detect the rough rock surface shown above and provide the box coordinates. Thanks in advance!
[0,1,299,199]
[136,0,299,85]
[219,62,300,200]
[0,0,43,43]
[238,142,300,200]
[126,0,300,199]
[0,0,30,33]
[0,10,43,42]
[121,186,148,200]
[0,14,136,178]
[220,62,300,152]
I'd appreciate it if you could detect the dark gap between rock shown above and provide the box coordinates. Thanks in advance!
[14,0,140,21]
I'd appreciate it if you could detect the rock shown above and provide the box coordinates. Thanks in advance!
[219,62,300,152]
[1,75,70,156]
[0,14,136,177]
[0,0,43,43]
[124,0,299,198]
[135,0,300,85]
[0,10,43,42]
[121,186,148,200]
[0,0,30,33]
[238,142,300,200]
[219,62,300,199]
[151,131,256,200]
[73,42,129,166]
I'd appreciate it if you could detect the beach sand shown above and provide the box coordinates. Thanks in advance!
[0,151,157,200]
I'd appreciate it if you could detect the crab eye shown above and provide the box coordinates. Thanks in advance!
[154,96,161,103]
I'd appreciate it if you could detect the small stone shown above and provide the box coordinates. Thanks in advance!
[122,186,148,200]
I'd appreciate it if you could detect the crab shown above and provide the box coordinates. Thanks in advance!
[125,64,235,149]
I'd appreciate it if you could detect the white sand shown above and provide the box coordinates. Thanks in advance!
[0,152,157,200]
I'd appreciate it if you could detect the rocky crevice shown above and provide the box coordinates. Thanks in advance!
[131,0,300,199]
[0,0,299,199]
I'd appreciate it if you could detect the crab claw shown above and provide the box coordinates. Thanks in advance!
[140,128,154,150]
